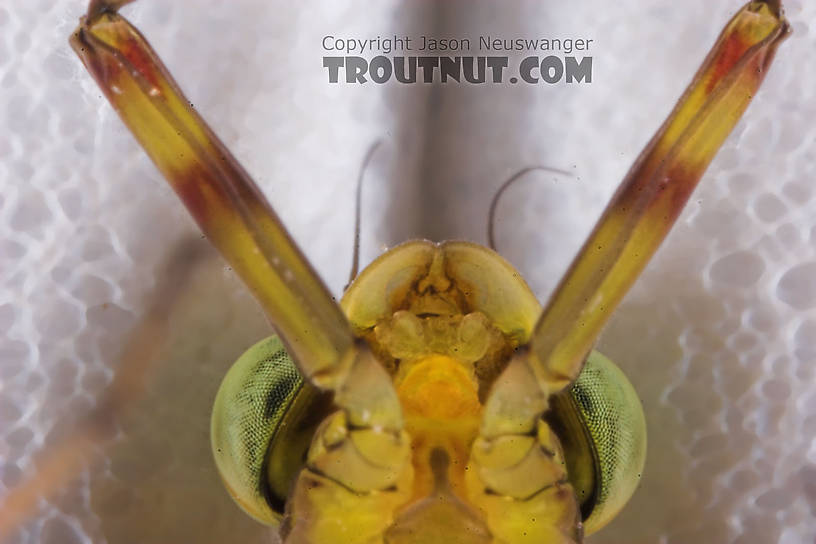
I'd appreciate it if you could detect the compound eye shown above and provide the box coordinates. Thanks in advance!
[210,336,332,524]
[547,350,647,535]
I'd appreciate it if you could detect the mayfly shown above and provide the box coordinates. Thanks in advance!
[62,0,789,542]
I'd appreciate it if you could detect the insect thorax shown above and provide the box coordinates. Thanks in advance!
[339,240,552,539]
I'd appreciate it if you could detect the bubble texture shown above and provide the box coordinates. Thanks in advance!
[1,1,814,543]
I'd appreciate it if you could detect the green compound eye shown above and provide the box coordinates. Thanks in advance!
[547,350,647,535]
[210,336,332,525]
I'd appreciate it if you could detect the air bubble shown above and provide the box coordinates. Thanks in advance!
[753,193,787,223]
[0,239,25,259]
[0,395,21,423]
[794,320,816,349]
[80,226,115,260]
[0,340,30,376]
[71,275,115,306]
[727,172,759,194]
[777,263,816,309]
[58,188,84,221]
[0,463,23,488]
[709,251,765,287]
[775,223,800,249]
[783,181,811,203]
[729,469,760,494]
[756,489,792,512]
[762,380,791,402]
[11,190,50,231]
[85,303,134,333]
[36,299,82,338]
[746,307,777,332]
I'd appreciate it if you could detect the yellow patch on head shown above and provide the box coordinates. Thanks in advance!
[396,355,481,420]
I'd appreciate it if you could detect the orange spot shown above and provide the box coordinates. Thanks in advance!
[706,33,748,93]
[104,18,164,90]
[169,162,220,224]
[396,356,481,420]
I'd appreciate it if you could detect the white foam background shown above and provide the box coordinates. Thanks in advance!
[0,1,814,543]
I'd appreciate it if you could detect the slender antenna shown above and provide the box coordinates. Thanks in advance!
[346,140,383,290]
[487,166,572,251]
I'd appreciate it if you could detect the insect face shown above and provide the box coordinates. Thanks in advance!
[2,2,808,544]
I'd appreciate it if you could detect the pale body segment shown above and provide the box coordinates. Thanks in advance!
[65,1,789,543]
